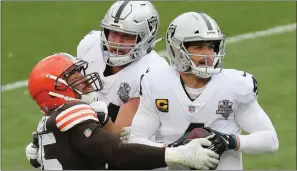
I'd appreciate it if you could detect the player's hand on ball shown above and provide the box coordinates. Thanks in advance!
[167,128,214,147]
[202,127,237,156]
[167,138,220,170]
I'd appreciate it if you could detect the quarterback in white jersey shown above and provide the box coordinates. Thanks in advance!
[77,1,168,125]
[129,12,279,170]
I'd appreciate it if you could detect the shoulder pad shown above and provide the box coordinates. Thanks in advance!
[37,116,50,132]
[223,69,258,103]
[56,103,98,132]
[77,30,101,57]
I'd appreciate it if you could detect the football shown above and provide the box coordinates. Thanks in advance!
[187,128,212,139]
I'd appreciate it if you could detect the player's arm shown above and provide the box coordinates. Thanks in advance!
[69,120,219,170]
[90,101,122,135]
[234,73,279,154]
[204,102,279,155]
[69,121,167,169]
[115,97,140,128]
[53,103,219,170]
[234,100,279,154]
[209,73,279,154]
[202,73,279,155]
[128,73,166,147]
[52,103,166,169]
[114,67,152,129]
[128,73,183,148]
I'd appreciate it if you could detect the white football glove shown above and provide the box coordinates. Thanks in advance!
[165,136,219,170]
[25,143,39,161]
[120,126,131,143]
[89,101,108,114]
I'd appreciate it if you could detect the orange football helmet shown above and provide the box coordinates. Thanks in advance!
[28,53,103,113]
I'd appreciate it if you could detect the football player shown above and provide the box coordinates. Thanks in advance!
[25,53,220,170]
[25,0,167,167]
[129,12,279,170]
[76,1,169,128]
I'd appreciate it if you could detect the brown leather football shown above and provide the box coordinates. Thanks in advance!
[187,128,212,139]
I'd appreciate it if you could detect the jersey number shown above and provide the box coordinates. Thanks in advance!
[38,118,62,169]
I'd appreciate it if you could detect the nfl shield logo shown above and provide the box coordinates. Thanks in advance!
[188,105,195,113]
[84,128,92,137]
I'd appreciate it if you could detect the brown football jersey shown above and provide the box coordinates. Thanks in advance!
[36,101,167,170]
[37,102,106,169]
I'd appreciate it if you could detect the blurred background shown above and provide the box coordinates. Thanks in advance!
[1,1,296,169]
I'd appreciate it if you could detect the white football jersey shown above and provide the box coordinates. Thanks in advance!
[135,67,259,170]
[77,30,169,121]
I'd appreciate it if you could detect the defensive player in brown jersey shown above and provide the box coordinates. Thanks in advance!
[25,53,219,170]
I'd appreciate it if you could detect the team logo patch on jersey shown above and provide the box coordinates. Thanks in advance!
[155,99,169,112]
[84,128,92,137]
[216,100,233,120]
[117,82,131,103]
[188,105,196,113]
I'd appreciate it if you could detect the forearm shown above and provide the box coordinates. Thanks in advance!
[115,97,140,128]
[236,101,279,154]
[72,122,167,169]
[129,135,165,147]
[98,127,168,169]
[236,130,279,154]
[103,119,121,136]
[110,143,167,169]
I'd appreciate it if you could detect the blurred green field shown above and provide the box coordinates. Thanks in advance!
[1,1,296,170]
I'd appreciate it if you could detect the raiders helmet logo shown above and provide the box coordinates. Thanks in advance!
[166,24,177,44]
[147,16,158,36]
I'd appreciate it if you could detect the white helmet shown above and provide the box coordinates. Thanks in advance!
[166,12,226,78]
[100,1,160,66]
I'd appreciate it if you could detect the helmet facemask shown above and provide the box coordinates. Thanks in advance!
[175,38,226,79]
[48,58,103,104]
[100,27,155,66]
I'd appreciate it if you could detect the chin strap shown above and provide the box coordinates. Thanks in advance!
[49,91,79,102]
[49,91,99,105]
[152,37,164,48]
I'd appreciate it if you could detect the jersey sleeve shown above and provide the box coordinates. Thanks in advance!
[48,103,99,132]
[129,67,151,99]
[68,121,167,169]
[232,71,279,154]
[77,30,97,58]
[76,30,106,75]
[130,51,169,100]
[36,115,51,133]
[235,71,259,112]
[129,72,165,147]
